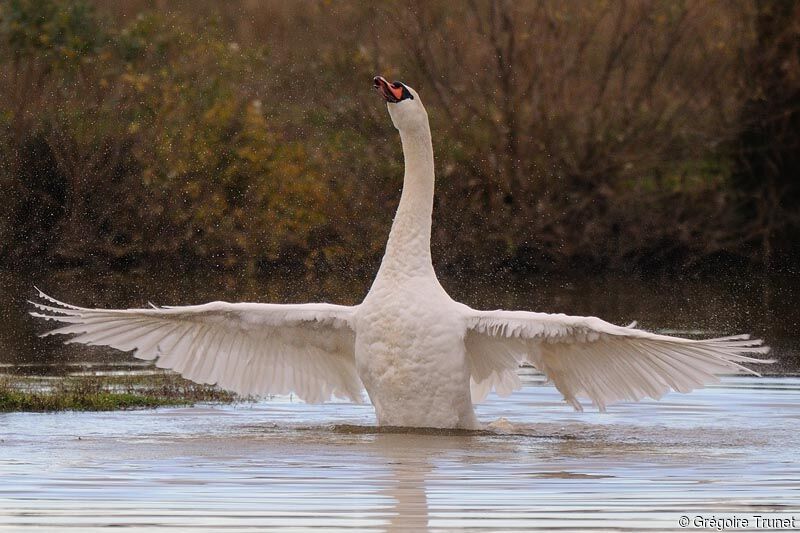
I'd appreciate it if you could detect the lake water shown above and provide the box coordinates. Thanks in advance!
[1,270,798,530]
[2,373,799,531]
[2,269,798,370]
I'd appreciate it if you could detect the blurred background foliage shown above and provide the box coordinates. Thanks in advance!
[1,0,798,281]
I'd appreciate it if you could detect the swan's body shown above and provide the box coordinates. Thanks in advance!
[31,77,771,429]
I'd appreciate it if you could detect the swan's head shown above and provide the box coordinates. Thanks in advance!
[373,76,427,132]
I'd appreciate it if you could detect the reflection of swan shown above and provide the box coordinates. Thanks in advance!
[31,76,771,429]
[375,434,434,532]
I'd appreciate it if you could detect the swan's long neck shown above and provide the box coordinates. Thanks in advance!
[379,122,436,277]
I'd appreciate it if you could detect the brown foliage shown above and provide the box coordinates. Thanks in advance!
[1,0,796,278]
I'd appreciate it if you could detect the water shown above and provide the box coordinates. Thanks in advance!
[1,269,799,530]
[2,269,799,370]
[2,372,799,531]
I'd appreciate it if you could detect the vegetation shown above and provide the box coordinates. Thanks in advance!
[0,371,242,411]
[1,0,797,279]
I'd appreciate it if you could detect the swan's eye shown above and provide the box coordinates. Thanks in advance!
[385,83,405,102]
[373,76,414,103]
[391,82,414,102]
[392,81,414,100]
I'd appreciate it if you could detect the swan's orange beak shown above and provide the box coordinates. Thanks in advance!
[373,76,404,103]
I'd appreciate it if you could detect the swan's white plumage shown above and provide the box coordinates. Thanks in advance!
[31,290,362,403]
[464,309,770,411]
[30,77,771,428]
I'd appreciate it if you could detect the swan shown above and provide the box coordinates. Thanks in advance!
[30,76,771,429]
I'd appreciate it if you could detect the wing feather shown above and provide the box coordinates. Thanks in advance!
[210,331,238,386]
[31,290,363,403]
[465,308,772,410]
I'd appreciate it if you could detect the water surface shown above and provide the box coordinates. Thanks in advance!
[2,372,799,531]
[2,269,798,371]
[1,269,798,530]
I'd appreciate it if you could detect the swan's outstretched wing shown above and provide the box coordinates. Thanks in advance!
[464,308,771,410]
[30,289,363,403]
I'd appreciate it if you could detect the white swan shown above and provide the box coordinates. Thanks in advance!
[30,76,771,429]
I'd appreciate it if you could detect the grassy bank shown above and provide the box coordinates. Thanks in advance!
[0,371,245,412]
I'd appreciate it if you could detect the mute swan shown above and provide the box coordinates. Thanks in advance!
[30,76,771,429]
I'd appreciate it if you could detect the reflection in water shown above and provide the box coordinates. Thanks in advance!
[375,434,433,532]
